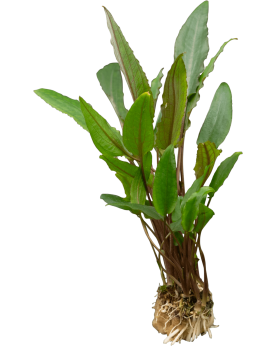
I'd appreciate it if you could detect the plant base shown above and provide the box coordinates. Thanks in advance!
[152,285,218,343]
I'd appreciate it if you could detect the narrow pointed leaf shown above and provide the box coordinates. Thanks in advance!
[193,203,214,233]
[130,168,146,204]
[197,83,232,147]
[151,68,164,108]
[96,63,128,127]
[194,141,222,185]
[155,54,188,149]
[152,145,178,217]
[115,173,132,201]
[123,92,154,158]
[99,155,138,179]
[181,186,215,232]
[103,7,151,102]
[172,196,183,222]
[79,97,130,157]
[34,89,87,131]
[100,194,163,219]
[174,1,209,96]
[154,109,162,137]
[209,152,243,197]
[187,38,237,114]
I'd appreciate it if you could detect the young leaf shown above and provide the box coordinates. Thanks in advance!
[99,155,138,179]
[155,54,188,150]
[193,203,214,233]
[34,89,87,131]
[152,144,178,217]
[115,173,131,201]
[187,38,237,114]
[103,7,151,102]
[174,1,209,96]
[79,97,130,157]
[209,152,243,197]
[96,63,128,127]
[151,68,164,108]
[123,92,154,158]
[194,141,222,185]
[100,194,163,220]
[181,186,215,232]
[197,83,232,147]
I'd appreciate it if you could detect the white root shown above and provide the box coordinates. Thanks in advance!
[210,324,219,328]
[163,328,180,344]
[171,325,188,345]
[208,328,212,339]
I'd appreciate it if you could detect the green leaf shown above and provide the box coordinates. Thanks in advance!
[193,203,214,233]
[115,173,131,201]
[181,186,215,232]
[170,218,184,234]
[194,141,222,185]
[99,155,138,179]
[174,1,209,96]
[123,92,154,158]
[181,165,210,211]
[34,89,87,131]
[154,109,162,137]
[155,54,188,150]
[151,68,164,109]
[209,152,243,197]
[100,194,163,220]
[152,144,178,217]
[187,38,237,114]
[172,196,183,222]
[130,169,146,204]
[197,83,232,147]
[96,63,128,127]
[79,97,130,157]
[103,7,151,103]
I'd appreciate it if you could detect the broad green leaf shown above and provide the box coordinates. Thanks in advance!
[152,145,178,217]
[172,196,183,222]
[155,54,188,149]
[181,165,210,211]
[197,83,232,147]
[187,38,237,114]
[103,7,151,103]
[96,63,128,127]
[79,97,130,157]
[174,1,209,96]
[154,109,162,137]
[99,155,138,179]
[115,173,131,201]
[100,194,163,220]
[147,173,154,188]
[181,186,215,232]
[194,141,222,185]
[193,203,214,233]
[34,89,87,131]
[209,152,243,197]
[170,218,184,234]
[123,92,154,158]
[151,68,164,108]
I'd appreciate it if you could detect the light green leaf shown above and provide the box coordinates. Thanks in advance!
[209,152,243,197]
[96,63,128,127]
[194,141,222,185]
[100,194,163,220]
[181,186,215,232]
[197,83,232,147]
[151,68,164,108]
[174,1,209,96]
[123,92,154,158]
[170,218,184,234]
[193,203,214,233]
[152,144,178,217]
[187,38,237,114]
[99,155,138,179]
[103,7,151,103]
[34,89,87,131]
[115,173,132,201]
[172,196,183,222]
[79,97,130,157]
[155,54,188,149]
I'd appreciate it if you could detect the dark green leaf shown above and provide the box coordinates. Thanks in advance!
[174,1,209,96]
[172,196,183,222]
[151,68,164,108]
[96,63,128,127]
[130,168,146,204]
[154,109,162,137]
[100,155,138,179]
[152,145,178,217]
[115,173,131,201]
[34,89,87,131]
[197,83,232,147]
[193,203,214,233]
[155,54,188,150]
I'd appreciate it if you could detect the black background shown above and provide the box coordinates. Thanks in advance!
[34,0,243,344]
